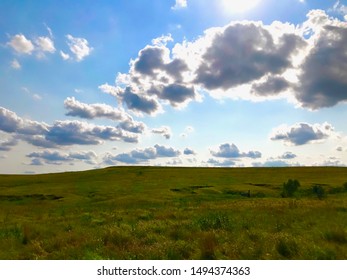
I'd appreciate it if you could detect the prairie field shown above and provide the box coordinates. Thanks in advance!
[0,166,347,260]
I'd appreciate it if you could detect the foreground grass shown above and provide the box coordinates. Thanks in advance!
[0,166,347,259]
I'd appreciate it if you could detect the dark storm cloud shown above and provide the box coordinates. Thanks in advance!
[211,143,261,159]
[194,22,305,90]
[271,122,333,145]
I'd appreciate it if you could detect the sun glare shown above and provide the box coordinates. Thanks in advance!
[221,0,260,13]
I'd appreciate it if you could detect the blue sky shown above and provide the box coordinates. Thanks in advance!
[1,0,347,174]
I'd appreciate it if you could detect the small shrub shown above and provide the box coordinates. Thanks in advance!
[324,228,347,244]
[281,179,300,198]
[276,237,298,258]
[312,185,326,200]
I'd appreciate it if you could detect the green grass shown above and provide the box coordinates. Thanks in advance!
[0,166,347,259]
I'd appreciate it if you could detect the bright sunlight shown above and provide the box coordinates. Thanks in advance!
[221,0,261,13]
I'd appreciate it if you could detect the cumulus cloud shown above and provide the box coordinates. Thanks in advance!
[7,33,56,59]
[251,75,291,96]
[313,159,346,167]
[171,0,187,10]
[60,50,70,60]
[0,137,18,151]
[122,87,160,114]
[0,107,49,135]
[152,34,173,47]
[27,150,97,165]
[295,10,347,109]
[206,158,236,167]
[279,152,297,159]
[184,148,196,155]
[64,97,126,121]
[35,36,55,54]
[103,144,180,165]
[270,122,335,145]
[252,160,293,167]
[0,106,139,148]
[7,34,34,54]
[151,126,172,139]
[46,120,138,145]
[151,83,196,106]
[65,34,93,61]
[210,143,262,159]
[100,41,195,114]
[155,144,181,157]
[64,97,146,134]
[194,22,305,91]
[106,10,347,112]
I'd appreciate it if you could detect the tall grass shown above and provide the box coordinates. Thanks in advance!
[0,166,347,259]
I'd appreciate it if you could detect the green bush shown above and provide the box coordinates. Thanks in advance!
[281,179,300,198]
[312,185,326,200]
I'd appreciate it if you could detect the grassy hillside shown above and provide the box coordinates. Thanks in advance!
[1,166,347,259]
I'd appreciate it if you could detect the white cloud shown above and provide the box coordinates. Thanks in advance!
[64,97,128,121]
[109,10,347,113]
[180,126,194,138]
[152,34,173,46]
[184,147,196,155]
[103,144,181,165]
[27,150,97,165]
[35,36,55,53]
[210,143,262,159]
[10,59,21,69]
[21,87,42,101]
[0,106,139,148]
[332,1,347,16]
[60,50,70,60]
[151,126,172,139]
[0,137,18,151]
[270,122,336,145]
[65,34,93,61]
[171,0,187,10]
[7,34,34,54]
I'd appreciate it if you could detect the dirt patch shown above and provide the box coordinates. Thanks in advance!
[0,194,63,201]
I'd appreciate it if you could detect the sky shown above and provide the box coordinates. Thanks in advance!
[1,0,347,174]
